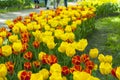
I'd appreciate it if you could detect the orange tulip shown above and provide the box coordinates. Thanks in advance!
[32,41,40,48]
[72,55,81,65]
[24,51,33,60]
[24,62,32,70]
[5,61,14,75]
[62,66,70,76]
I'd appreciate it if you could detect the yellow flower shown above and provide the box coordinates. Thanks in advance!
[66,32,75,42]
[12,40,22,52]
[89,48,99,58]
[98,54,105,62]
[0,77,7,80]
[0,64,7,77]
[32,30,42,42]
[54,29,64,39]
[60,34,68,41]
[19,25,27,32]
[65,25,72,32]
[12,26,20,34]
[5,19,13,26]
[30,73,43,80]
[49,73,63,80]
[34,24,41,30]
[0,37,3,46]
[99,62,112,75]
[66,46,76,57]
[27,23,34,31]
[63,76,67,80]
[116,67,120,80]
[58,42,68,53]
[93,64,98,71]
[38,52,46,60]
[8,35,18,43]
[44,25,50,31]
[104,55,112,63]
[73,71,90,80]
[50,63,61,74]
[2,45,12,57]
[0,31,7,38]
[39,69,49,80]
[76,39,88,52]
[87,76,100,80]
[42,31,52,36]
[47,41,56,50]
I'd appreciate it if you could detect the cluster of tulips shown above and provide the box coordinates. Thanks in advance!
[0,5,120,80]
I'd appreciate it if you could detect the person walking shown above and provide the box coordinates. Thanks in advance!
[64,0,67,7]
[45,0,47,7]
[34,0,40,8]
[46,0,51,9]
[56,0,67,7]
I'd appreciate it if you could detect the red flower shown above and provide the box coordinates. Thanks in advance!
[111,68,117,78]
[33,61,40,68]
[83,68,91,74]
[70,65,82,73]
[32,41,40,48]
[42,54,49,64]
[80,54,90,63]
[21,43,28,52]
[5,61,14,75]
[72,55,81,65]
[62,66,70,76]
[21,38,29,43]
[85,60,94,70]
[24,51,33,60]
[24,62,32,70]
[21,32,30,39]
[48,55,58,65]
[20,71,31,80]
[6,31,12,37]
[17,16,22,21]
[0,48,3,56]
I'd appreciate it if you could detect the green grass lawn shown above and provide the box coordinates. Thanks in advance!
[86,15,120,80]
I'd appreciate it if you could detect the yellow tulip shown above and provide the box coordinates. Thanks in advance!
[0,77,7,80]
[30,73,43,80]
[2,45,12,57]
[54,29,64,39]
[73,71,90,80]
[38,52,46,60]
[39,69,49,80]
[8,35,18,43]
[89,48,99,58]
[0,64,7,77]
[65,25,72,32]
[49,73,63,80]
[46,41,56,50]
[50,63,61,74]
[12,26,20,34]
[58,42,68,53]
[76,39,88,52]
[99,62,112,75]
[116,67,120,80]
[66,46,76,57]
[98,54,105,62]
[0,37,3,46]
[0,31,7,38]
[12,40,22,52]
[105,55,112,63]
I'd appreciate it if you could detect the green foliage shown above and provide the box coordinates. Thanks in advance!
[96,3,119,18]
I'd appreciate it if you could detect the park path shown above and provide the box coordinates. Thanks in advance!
[0,2,76,28]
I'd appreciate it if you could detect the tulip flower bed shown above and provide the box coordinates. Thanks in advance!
[0,5,119,80]
[77,0,119,17]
